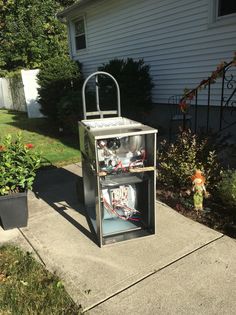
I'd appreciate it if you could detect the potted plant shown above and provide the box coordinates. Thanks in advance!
[0,134,41,230]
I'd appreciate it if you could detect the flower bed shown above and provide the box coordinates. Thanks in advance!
[157,130,236,238]
[157,187,236,238]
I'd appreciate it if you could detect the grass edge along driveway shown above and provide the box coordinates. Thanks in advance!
[0,245,82,314]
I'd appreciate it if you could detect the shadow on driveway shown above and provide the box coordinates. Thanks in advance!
[32,166,97,245]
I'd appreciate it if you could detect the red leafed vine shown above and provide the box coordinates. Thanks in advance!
[179,52,236,113]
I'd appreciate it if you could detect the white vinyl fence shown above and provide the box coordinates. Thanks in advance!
[21,69,44,118]
[0,77,14,110]
[0,69,43,118]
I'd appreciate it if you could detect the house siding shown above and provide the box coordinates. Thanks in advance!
[66,0,236,104]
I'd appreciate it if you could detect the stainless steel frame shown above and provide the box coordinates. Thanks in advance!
[82,71,121,119]
[79,72,157,247]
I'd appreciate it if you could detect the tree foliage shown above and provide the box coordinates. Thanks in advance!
[0,0,70,75]
[37,55,83,122]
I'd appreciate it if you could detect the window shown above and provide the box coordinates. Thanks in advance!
[74,18,86,51]
[208,0,236,26]
[218,0,236,17]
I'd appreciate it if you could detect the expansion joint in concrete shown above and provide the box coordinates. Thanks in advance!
[83,234,224,313]
[18,228,46,267]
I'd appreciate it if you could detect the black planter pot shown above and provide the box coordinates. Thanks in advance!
[0,191,28,230]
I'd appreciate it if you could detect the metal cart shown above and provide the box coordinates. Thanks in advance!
[79,71,157,247]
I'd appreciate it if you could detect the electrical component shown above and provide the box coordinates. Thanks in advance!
[102,185,140,221]
[97,136,146,174]
[107,138,121,150]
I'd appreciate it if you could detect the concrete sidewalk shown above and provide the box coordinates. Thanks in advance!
[0,164,236,314]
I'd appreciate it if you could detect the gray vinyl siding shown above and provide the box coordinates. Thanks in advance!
[66,0,236,105]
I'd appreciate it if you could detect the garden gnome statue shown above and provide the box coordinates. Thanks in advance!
[191,169,207,211]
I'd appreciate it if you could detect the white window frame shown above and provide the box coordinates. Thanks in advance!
[208,0,236,27]
[69,16,87,56]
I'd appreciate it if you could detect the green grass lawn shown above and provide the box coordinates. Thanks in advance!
[0,109,81,166]
[0,245,82,314]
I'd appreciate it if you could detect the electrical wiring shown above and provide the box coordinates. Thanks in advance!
[128,159,144,169]
[103,154,146,174]
[102,194,141,221]
[103,196,140,221]
[114,160,128,172]
[97,136,147,175]
[103,197,127,220]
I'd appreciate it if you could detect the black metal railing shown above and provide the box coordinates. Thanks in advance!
[178,58,236,134]
[219,61,236,131]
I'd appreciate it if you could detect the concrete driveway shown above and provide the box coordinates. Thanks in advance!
[0,164,235,314]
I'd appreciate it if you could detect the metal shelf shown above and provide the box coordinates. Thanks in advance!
[100,173,148,187]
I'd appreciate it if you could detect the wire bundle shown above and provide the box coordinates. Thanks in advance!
[103,194,140,221]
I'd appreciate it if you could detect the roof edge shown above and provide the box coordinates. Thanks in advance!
[57,0,92,19]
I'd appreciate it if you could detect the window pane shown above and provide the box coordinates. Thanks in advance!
[218,0,236,16]
[75,20,85,35]
[75,35,86,50]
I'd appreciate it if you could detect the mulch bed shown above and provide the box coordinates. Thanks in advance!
[156,186,236,239]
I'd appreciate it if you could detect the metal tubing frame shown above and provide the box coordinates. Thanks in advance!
[82,71,121,120]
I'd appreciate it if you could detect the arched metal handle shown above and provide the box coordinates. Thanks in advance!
[82,71,121,120]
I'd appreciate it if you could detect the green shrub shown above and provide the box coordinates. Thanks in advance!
[37,55,83,122]
[98,58,154,120]
[217,170,236,208]
[157,129,222,191]
[57,90,95,133]
[0,134,41,195]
